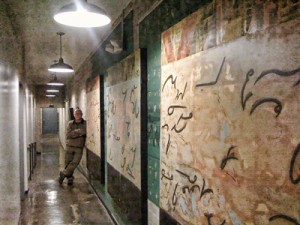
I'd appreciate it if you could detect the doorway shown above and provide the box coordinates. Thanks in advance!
[42,108,58,134]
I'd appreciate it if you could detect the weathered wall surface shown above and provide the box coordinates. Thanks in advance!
[85,75,102,180]
[105,49,143,224]
[106,50,141,189]
[160,1,300,224]
[86,76,101,157]
[139,2,217,217]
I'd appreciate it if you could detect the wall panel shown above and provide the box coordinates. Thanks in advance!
[160,11,300,225]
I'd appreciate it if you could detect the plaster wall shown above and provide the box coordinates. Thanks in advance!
[161,19,300,224]
[0,1,22,224]
[159,1,300,224]
[0,65,20,225]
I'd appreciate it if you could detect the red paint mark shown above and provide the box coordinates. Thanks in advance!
[214,168,241,186]
[162,30,175,64]
[177,15,198,60]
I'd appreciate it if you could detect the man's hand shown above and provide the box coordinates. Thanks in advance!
[72,128,85,136]
[70,129,81,137]
[77,129,85,136]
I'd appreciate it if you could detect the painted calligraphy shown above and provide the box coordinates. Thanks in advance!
[254,67,300,86]
[161,169,174,181]
[107,92,116,116]
[221,146,238,170]
[195,57,225,88]
[170,170,214,211]
[205,213,226,225]
[126,121,130,137]
[241,66,300,117]
[289,144,300,185]
[269,214,300,225]
[250,98,282,117]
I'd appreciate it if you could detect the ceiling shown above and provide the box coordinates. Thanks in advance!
[4,0,131,85]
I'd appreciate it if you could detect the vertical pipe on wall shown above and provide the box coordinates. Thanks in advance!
[23,88,28,192]
[100,75,105,184]
[140,48,148,225]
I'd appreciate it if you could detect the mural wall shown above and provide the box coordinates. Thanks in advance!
[86,76,101,157]
[160,3,300,225]
[106,49,141,189]
[105,49,144,223]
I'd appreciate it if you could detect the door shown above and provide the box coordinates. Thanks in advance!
[42,108,58,134]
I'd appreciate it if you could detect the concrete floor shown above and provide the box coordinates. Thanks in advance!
[20,134,114,225]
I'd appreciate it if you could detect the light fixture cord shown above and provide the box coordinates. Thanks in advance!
[57,32,65,58]
[60,34,62,58]
[122,9,124,46]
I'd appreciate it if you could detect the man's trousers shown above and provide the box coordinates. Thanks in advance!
[63,146,83,177]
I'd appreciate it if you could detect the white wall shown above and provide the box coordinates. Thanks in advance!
[22,87,36,192]
[58,100,72,150]
[0,1,36,223]
[0,64,20,225]
[58,105,68,149]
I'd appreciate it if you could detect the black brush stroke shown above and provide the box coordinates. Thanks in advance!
[241,69,254,110]
[254,67,300,85]
[250,98,282,117]
[269,214,300,225]
[289,144,300,185]
[196,57,225,87]
[162,75,177,92]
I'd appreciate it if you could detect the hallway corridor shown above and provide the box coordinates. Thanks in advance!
[20,135,114,225]
[1,1,299,224]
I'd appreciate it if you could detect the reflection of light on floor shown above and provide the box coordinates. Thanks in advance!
[46,206,65,224]
[45,190,67,224]
[46,190,57,205]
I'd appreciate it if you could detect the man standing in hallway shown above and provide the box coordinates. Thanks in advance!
[59,107,86,185]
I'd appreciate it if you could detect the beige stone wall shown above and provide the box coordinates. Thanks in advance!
[160,2,300,224]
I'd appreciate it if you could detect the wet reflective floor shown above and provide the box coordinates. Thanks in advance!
[20,134,114,225]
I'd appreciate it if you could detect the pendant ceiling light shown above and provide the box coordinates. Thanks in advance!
[46,89,59,93]
[48,32,74,73]
[46,94,56,98]
[47,74,64,86]
[54,0,111,28]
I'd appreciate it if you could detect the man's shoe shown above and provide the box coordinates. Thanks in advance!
[58,172,65,184]
[67,176,74,186]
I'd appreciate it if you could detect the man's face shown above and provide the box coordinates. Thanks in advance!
[74,110,82,121]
